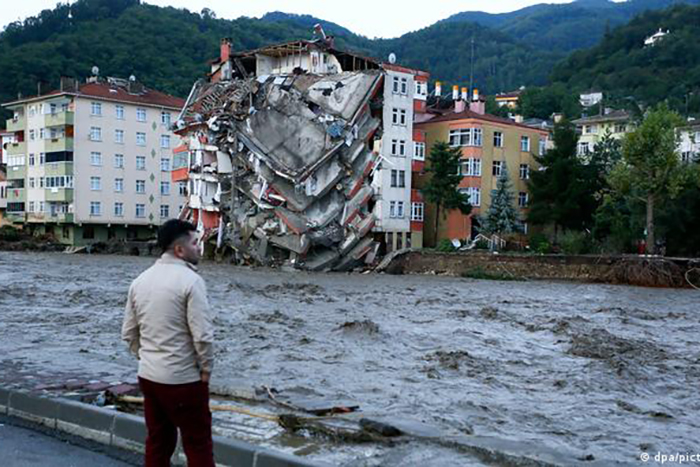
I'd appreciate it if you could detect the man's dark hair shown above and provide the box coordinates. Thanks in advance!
[157,219,196,251]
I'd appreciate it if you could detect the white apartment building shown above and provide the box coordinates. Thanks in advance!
[678,122,700,164]
[0,131,14,224]
[2,76,185,245]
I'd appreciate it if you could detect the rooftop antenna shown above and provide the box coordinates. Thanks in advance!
[91,65,100,76]
[388,53,397,64]
[469,33,475,94]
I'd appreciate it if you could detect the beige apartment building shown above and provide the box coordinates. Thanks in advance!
[2,75,186,245]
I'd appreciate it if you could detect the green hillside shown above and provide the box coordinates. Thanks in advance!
[549,4,700,114]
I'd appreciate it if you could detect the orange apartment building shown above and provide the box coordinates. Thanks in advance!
[415,88,548,247]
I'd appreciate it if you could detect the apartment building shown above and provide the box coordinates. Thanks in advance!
[416,90,548,246]
[173,37,428,268]
[0,130,13,225]
[679,121,700,164]
[572,110,631,158]
[2,75,185,245]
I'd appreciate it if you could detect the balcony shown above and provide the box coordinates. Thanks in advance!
[6,165,26,180]
[45,162,74,177]
[7,188,26,203]
[5,212,25,223]
[6,116,25,132]
[6,141,26,156]
[45,188,74,202]
[44,137,74,153]
[45,213,74,223]
[44,111,74,127]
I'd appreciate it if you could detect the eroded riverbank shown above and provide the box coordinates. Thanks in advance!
[1,251,698,465]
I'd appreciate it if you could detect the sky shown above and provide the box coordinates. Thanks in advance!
[0,0,622,39]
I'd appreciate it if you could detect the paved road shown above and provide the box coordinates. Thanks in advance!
[0,416,136,467]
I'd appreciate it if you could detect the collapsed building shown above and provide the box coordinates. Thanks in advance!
[172,33,429,271]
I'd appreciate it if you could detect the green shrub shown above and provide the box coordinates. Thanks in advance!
[528,232,551,254]
[436,239,457,252]
[0,226,22,242]
[559,231,593,255]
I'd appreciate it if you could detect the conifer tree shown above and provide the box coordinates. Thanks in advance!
[482,165,522,235]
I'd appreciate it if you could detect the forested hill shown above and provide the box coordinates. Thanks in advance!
[443,0,700,53]
[549,4,700,113]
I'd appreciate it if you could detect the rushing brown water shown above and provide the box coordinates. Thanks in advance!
[1,251,699,466]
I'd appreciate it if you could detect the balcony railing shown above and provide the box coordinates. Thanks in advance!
[6,141,26,156]
[45,188,74,202]
[6,116,25,132]
[44,162,74,177]
[7,188,25,203]
[44,111,74,128]
[45,137,74,153]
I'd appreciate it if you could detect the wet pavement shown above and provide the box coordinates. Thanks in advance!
[1,251,699,466]
[0,415,135,466]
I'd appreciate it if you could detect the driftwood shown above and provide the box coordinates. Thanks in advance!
[605,258,687,288]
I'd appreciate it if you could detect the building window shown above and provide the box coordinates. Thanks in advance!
[136,132,146,146]
[28,201,36,213]
[160,157,171,171]
[392,76,400,94]
[160,135,170,149]
[89,127,102,141]
[493,131,503,148]
[459,187,481,207]
[136,156,146,170]
[29,153,35,166]
[397,201,405,218]
[492,160,502,177]
[136,180,146,194]
[520,164,530,180]
[114,202,124,217]
[115,129,124,144]
[577,142,590,156]
[520,136,530,152]
[449,128,483,147]
[413,142,425,161]
[160,181,170,195]
[389,201,396,218]
[90,176,101,191]
[390,170,406,188]
[136,108,147,122]
[411,202,424,221]
[135,204,146,218]
[29,129,36,141]
[114,154,124,168]
[399,140,406,157]
[178,182,187,196]
[114,178,124,193]
[90,201,101,216]
[91,102,102,116]
[39,177,45,188]
[460,158,482,177]
[681,151,694,163]
[40,153,45,165]
[161,112,171,126]
[29,177,36,188]
[90,152,102,166]
[115,105,124,120]
[400,77,408,95]
[539,138,546,156]
[160,204,170,218]
[518,192,529,207]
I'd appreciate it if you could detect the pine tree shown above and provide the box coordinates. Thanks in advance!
[482,165,522,235]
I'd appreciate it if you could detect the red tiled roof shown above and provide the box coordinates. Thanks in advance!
[77,82,185,109]
[416,109,548,133]
[3,81,185,110]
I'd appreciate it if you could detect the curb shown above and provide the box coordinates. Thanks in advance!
[0,387,331,467]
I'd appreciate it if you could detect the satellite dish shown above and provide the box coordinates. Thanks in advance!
[129,75,137,82]
[388,53,397,64]
[91,65,99,76]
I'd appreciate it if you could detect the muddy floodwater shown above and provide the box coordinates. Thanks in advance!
[1,251,699,466]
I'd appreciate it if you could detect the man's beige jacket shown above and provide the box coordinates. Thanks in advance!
[122,253,214,385]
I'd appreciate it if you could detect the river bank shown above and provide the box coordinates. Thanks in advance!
[379,250,700,288]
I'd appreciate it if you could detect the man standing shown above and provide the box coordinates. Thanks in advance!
[122,219,215,467]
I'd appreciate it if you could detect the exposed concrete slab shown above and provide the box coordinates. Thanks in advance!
[8,392,59,429]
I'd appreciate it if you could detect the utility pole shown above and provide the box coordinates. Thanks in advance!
[469,34,475,93]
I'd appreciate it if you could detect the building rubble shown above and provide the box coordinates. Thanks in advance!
[173,65,386,271]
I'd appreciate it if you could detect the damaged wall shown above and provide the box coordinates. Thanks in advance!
[174,68,385,271]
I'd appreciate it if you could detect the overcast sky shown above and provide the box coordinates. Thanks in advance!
[0,0,627,39]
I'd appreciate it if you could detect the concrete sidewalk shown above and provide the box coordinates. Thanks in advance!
[0,415,137,467]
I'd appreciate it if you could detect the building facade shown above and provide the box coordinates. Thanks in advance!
[416,94,548,246]
[0,131,13,225]
[678,121,700,164]
[572,110,632,158]
[2,76,185,245]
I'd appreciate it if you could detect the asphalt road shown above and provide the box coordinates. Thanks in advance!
[0,416,137,467]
